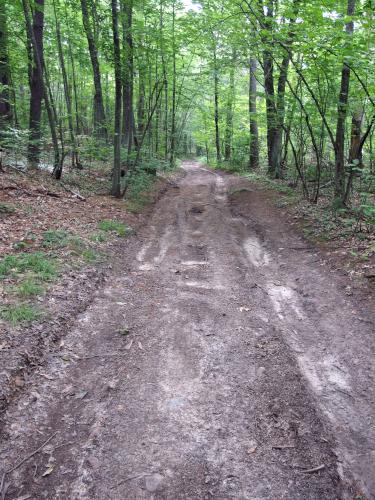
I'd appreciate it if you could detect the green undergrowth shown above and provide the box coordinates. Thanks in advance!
[124,158,176,213]
[0,202,16,216]
[98,219,128,237]
[0,304,42,325]
[0,233,103,324]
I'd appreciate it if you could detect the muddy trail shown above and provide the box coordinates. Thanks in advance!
[1,162,374,499]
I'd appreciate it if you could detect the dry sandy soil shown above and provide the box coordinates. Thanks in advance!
[0,162,374,499]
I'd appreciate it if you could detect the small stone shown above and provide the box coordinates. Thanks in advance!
[145,473,164,493]
[14,376,24,388]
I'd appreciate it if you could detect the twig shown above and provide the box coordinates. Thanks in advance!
[6,431,58,474]
[294,464,325,474]
[77,353,127,360]
[111,473,150,490]
[0,432,58,498]
[60,182,86,201]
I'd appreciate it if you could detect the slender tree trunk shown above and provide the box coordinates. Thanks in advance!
[0,0,12,127]
[137,67,145,142]
[249,57,259,169]
[111,0,122,197]
[121,0,133,155]
[53,0,80,168]
[80,0,107,139]
[334,0,356,204]
[213,44,221,163]
[169,1,177,167]
[26,0,44,168]
[344,106,364,204]
[224,52,235,162]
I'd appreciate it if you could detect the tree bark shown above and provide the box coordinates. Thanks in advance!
[111,0,122,198]
[80,0,107,139]
[26,0,44,168]
[213,44,221,163]
[0,0,12,127]
[169,1,177,166]
[249,57,259,169]
[53,0,80,168]
[224,52,235,162]
[22,0,61,176]
[334,0,356,204]
[121,0,133,155]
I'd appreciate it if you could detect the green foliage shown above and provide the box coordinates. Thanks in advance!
[0,202,16,215]
[90,232,108,243]
[13,278,44,297]
[98,219,128,237]
[0,304,42,325]
[0,252,57,281]
[42,229,69,248]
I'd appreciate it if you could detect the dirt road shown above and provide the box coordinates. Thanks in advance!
[1,162,374,499]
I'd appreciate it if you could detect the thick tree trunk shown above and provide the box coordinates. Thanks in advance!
[121,0,133,154]
[249,57,259,169]
[270,54,290,178]
[334,0,356,204]
[22,0,61,176]
[80,0,107,139]
[0,0,12,127]
[111,0,122,198]
[27,0,44,168]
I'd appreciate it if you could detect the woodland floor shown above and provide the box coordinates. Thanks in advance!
[0,161,374,499]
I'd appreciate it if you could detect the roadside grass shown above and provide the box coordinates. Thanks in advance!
[0,304,42,325]
[12,278,44,297]
[98,219,128,237]
[0,252,57,281]
[42,229,69,248]
[90,232,108,243]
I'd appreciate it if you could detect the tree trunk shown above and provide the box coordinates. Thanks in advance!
[343,106,364,204]
[169,1,177,167]
[334,0,356,204]
[270,54,290,178]
[80,0,107,139]
[224,53,235,162]
[22,0,61,176]
[53,0,80,168]
[213,44,221,163]
[121,0,133,155]
[0,0,12,127]
[249,57,259,169]
[111,0,122,198]
[26,0,44,168]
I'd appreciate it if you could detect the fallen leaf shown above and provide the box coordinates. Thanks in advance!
[42,465,55,477]
[125,340,133,350]
[74,390,88,400]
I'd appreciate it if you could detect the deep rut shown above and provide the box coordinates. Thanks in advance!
[1,162,373,499]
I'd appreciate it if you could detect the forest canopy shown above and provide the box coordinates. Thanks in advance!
[0,0,374,212]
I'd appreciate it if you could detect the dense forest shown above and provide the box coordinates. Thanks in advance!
[0,0,374,211]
